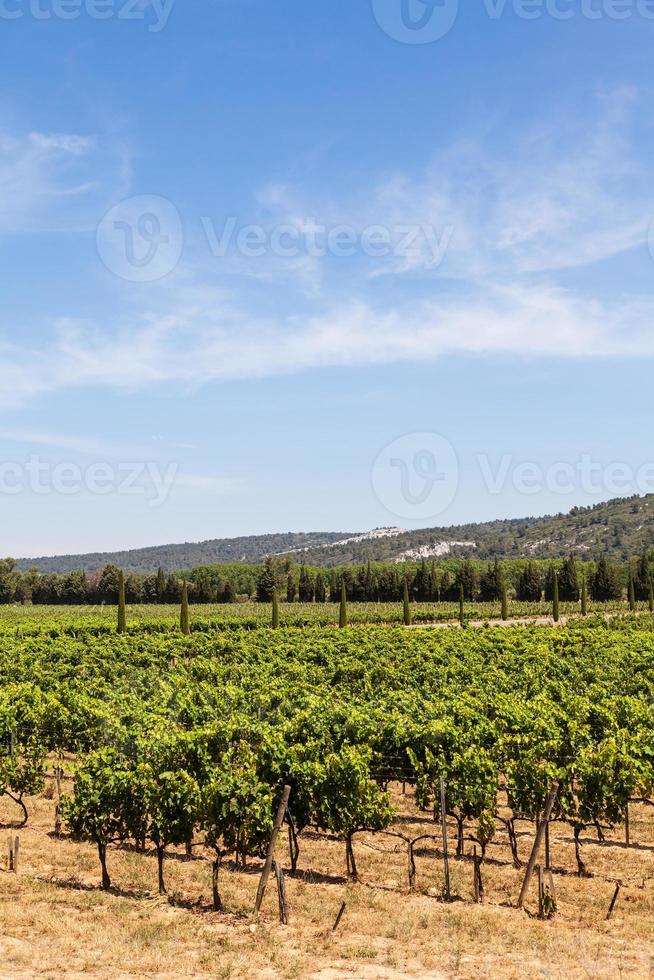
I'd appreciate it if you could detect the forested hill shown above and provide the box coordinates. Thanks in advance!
[15,532,355,576]
[15,494,654,574]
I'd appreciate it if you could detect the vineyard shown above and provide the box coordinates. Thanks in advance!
[2,609,654,977]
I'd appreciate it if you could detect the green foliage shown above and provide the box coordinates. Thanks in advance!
[314,745,393,840]
[203,742,274,859]
[591,556,623,602]
[180,581,190,635]
[117,570,126,635]
[339,581,348,628]
[0,740,45,825]
[402,578,412,626]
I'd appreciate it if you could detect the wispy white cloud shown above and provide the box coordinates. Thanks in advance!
[0,278,651,408]
[0,128,130,233]
[0,88,652,410]
[251,86,649,280]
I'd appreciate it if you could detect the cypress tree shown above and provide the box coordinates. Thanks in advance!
[501,581,508,621]
[272,588,279,629]
[552,572,560,623]
[581,574,588,616]
[515,561,542,602]
[590,555,622,602]
[459,584,465,627]
[649,578,654,614]
[403,577,412,626]
[286,572,296,604]
[155,566,165,603]
[339,581,348,628]
[315,572,326,604]
[628,571,636,612]
[180,581,190,635]
[117,570,126,635]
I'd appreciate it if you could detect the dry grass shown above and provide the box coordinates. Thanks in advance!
[1,782,654,979]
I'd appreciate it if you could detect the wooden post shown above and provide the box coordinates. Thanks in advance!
[273,859,288,925]
[537,865,544,919]
[547,869,556,903]
[625,804,630,847]
[254,784,291,916]
[439,776,451,901]
[607,883,621,920]
[407,840,416,892]
[54,804,62,839]
[517,782,559,909]
[332,901,347,931]
[544,821,551,871]
[7,835,18,873]
[473,846,479,903]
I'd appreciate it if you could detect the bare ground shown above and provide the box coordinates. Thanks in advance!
[1,784,653,979]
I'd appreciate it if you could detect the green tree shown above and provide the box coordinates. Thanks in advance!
[272,588,279,629]
[591,556,622,602]
[117,570,126,635]
[144,766,200,894]
[581,573,588,616]
[156,566,166,602]
[203,745,274,910]
[314,746,393,879]
[256,559,277,603]
[558,556,580,602]
[0,740,45,826]
[180,580,190,635]
[552,572,560,623]
[298,565,314,603]
[314,572,327,603]
[456,561,478,601]
[516,562,542,602]
[635,549,652,600]
[339,581,348,628]
[62,748,141,890]
[402,577,412,626]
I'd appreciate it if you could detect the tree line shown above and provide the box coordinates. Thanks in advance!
[0,549,651,605]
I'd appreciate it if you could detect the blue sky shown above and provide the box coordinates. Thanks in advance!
[1,0,654,557]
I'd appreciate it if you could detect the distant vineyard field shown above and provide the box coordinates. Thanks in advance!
[0,598,647,634]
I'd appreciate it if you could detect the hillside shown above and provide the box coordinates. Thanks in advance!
[14,495,654,575]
